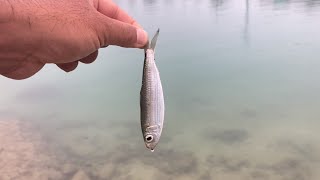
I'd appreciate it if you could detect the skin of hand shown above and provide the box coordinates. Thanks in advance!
[0,0,148,80]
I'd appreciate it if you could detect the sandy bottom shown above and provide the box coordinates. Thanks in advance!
[0,119,89,180]
[1,117,320,180]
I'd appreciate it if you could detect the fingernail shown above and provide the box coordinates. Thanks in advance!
[136,29,148,47]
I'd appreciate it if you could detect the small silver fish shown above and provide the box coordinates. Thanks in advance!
[140,29,164,152]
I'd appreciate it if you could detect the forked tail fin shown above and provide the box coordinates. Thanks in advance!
[150,28,159,50]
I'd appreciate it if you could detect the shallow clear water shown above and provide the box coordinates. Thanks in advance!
[1,0,320,179]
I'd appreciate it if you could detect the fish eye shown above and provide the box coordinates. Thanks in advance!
[145,135,153,142]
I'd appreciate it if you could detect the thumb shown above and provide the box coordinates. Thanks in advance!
[94,15,148,48]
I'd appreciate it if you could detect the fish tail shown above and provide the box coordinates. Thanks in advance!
[150,28,160,50]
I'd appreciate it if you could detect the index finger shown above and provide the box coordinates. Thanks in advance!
[95,0,142,28]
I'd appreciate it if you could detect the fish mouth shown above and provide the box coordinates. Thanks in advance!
[145,143,157,151]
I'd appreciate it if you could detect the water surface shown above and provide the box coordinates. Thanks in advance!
[1,0,320,179]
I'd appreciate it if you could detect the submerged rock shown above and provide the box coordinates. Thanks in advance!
[62,163,77,175]
[71,170,91,180]
[204,128,249,145]
[46,168,64,180]
[96,163,115,179]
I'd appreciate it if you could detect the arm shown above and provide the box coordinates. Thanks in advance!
[0,0,148,80]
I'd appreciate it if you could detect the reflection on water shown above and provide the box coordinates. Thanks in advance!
[261,0,320,8]
[244,0,250,44]
[143,0,157,5]
[210,0,230,8]
[1,0,320,179]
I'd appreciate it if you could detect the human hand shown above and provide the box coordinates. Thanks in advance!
[0,0,148,80]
